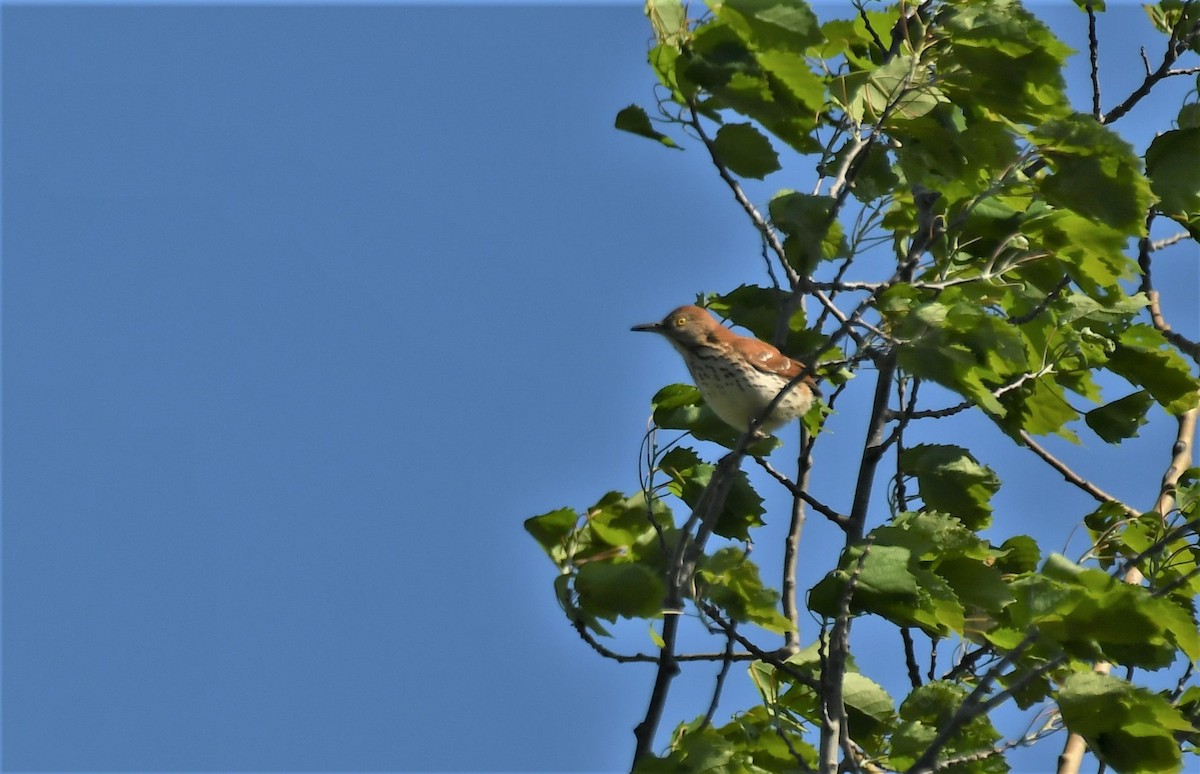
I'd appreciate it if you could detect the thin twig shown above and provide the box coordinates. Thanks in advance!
[697,601,821,690]
[572,618,756,664]
[754,455,847,527]
[820,536,875,772]
[1138,222,1200,363]
[700,625,737,730]
[1018,431,1139,518]
[905,634,1047,773]
[1150,231,1190,251]
[1102,4,1200,124]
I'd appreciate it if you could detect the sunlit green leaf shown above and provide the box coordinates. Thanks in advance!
[525,507,579,563]
[697,547,791,632]
[1059,672,1195,774]
[899,444,1000,529]
[1032,115,1152,234]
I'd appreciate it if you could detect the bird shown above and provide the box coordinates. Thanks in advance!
[632,305,818,435]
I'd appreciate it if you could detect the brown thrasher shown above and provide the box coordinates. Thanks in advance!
[632,305,818,435]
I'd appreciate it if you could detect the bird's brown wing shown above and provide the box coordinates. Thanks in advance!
[743,339,819,393]
[740,339,803,377]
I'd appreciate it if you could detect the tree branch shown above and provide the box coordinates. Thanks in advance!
[1101,5,1200,124]
[1086,2,1101,120]
[1018,431,1139,518]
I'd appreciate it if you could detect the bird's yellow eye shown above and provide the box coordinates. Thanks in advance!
[674,316,687,327]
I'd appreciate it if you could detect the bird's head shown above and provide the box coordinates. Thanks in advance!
[631,305,719,349]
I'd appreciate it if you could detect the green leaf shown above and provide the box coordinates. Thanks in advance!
[1178,102,1200,130]
[899,444,1000,529]
[809,543,920,614]
[1032,115,1152,234]
[995,535,1041,574]
[768,191,847,275]
[936,0,1073,124]
[697,547,791,632]
[712,122,780,179]
[842,672,895,741]
[937,557,1013,614]
[809,542,967,635]
[1059,672,1195,774]
[615,104,680,148]
[1107,324,1199,415]
[659,446,766,540]
[587,490,670,554]
[650,383,780,454]
[575,561,666,621]
[833,55,945,124]
[525,507,579,563]
[1146,127,1200,238]
[753,48,825,111]
[1023,208,1138,296]
[682,20,821,153]
[891,681,1004,771]
[1006,554,1190,667]
[1085,390,1154,443]
[714,0,823,53]
[647,0,688,46]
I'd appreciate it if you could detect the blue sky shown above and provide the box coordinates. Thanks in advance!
[3,3,1198,773]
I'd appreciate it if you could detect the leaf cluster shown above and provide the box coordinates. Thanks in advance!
[541,0,1200,771]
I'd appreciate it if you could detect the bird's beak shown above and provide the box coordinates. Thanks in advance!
[631,322,662,333]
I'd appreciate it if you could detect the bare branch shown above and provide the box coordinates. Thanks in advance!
[1087,2,1101,119]
[1018,431,1139,518]
[754,455,848,527]
[700,626,737,730]
[572,617,756,664]
[685,103,797,288]
[1150,231,1191,251]
[901,628,923,689]
[1102,8,1200,124]
[783,429,816,648]
[1139,226,1200,363]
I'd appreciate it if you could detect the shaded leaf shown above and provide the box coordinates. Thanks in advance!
[936,0,1072,124]
[659,446,766,540]
[650,383,781,454]
[1085,391,1153,443]
[712,122,780,179]
[769,191,847,275]
[615,104,680,148]
[576,561,666,621]
[1107,324,1199,415]
[1147,127,1200,239]
[715,0,823,53]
